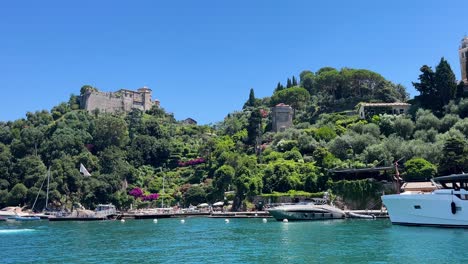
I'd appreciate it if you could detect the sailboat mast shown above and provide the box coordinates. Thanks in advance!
[45,167,50,211]
[31,171,48,212]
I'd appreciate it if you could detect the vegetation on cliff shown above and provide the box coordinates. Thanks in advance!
[0,60,467,210]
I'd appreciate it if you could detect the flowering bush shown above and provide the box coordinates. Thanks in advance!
[129,187,143,198]
[142,193,160,201]
[178,157,206,167]
[129,188,159,201]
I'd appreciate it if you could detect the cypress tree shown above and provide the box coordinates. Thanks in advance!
[286,78,292,88]
[292,76,297,86]
[456,81,466,99]
[248,88,255,107]
[243,88,257,109]
[247,109,262,148]
[435,57,457,107]
[412,65,437,111]
[275,82,284,92]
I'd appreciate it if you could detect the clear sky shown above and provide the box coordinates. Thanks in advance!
[0,1,466,124]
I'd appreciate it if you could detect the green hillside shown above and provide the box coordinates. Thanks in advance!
[1,61,467,211]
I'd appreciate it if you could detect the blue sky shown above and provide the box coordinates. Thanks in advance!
[0,1,466,124]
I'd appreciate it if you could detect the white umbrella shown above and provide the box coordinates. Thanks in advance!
[197,203,209,208]
[213,201,224,207]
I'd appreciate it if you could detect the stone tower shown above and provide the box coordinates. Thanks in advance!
[137,86,154,110]
[460,36,468,83]
[271,103,293,132]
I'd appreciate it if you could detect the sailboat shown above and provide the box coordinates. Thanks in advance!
[29,168,52,219]
[47,164,118,221]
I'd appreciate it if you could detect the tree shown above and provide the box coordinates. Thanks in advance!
[246,109,262,148]
[393,117,414,140]
[275,82,284,92]
[93,114,129,151]
[214,165,235,194]
[456,81,466,99]
[413,65,437,110]
[286,78,292,88]
[270,87,311,111]
[292,76,298,86]
[183,185,206,207]
[404,158,437,181]
[413,58,457,113]
[243,88,256,109]
[7,183,28,206]
[300,70,315,94]
[435,57,457,107]
[439,137,468,175]
[80,85,97,95]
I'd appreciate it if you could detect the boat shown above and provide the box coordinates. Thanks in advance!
[0,207,29,219]
[132,208,174,219]
[48,204,117,221]
[267,198,346,221]
[10,215,41,221]
[382,174,468,227]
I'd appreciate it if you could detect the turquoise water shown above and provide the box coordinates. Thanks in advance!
[1,218,468,263]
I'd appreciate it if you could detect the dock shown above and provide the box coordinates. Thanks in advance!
[209,211,271,218]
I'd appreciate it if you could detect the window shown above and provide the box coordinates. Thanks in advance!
[400,109,404,114]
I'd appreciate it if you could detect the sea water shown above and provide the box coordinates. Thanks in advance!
[1,218,467,263]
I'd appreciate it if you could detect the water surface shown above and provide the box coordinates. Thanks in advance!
[1,218,466,263]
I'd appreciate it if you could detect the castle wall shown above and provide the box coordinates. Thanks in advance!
[81,88,156,114]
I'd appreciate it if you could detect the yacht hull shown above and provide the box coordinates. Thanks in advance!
[268,204,345,221]
[382,192,468,227]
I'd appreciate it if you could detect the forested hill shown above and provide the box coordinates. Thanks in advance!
[1,62,467,211]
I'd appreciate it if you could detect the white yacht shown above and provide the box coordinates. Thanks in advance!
[382,174,468,227]
[267,198,346,221]
[0,206,28,219]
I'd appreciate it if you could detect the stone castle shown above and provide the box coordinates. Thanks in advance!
[80,87,160,114]
[460,36,468,83]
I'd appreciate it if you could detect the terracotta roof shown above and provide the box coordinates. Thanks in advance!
[275,103,290,107]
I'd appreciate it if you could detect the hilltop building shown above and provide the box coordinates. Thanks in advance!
[357,102,410,119]
[80,87,160,114]
[271,103,293,132]
[460,36,468,83]
[182,118,197,125]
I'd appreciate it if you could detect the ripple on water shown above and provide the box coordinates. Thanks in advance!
[2,218,468,263]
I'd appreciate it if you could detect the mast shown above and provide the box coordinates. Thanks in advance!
[31,171,48,212]
[45,167,50,211]
[162,175,165,208]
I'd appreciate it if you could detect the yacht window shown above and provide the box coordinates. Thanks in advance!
[414,205,421,209]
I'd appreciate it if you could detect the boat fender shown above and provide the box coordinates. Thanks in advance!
[451,201,457,215]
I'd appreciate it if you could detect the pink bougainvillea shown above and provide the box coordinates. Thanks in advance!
[178,157,206,167]
[129,187,159,201]
[129,187,143,198]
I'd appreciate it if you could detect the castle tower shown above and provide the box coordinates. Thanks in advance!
[271,103,293,132]
[137,86,153,111]
[460,36,468,83]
